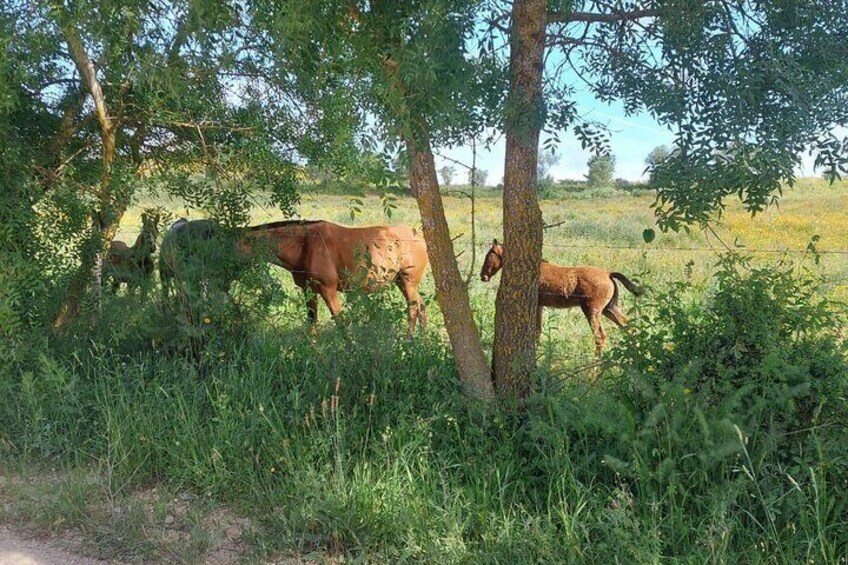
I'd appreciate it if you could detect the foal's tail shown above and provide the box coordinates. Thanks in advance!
[610,272,644,296]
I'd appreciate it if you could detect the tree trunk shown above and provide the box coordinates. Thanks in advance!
[52,21,123,328]
[407,139,495,402]
[493,0,547,400]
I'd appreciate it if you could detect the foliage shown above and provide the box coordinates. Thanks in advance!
[253,0,503,159]
[609,255,848,482]
[2,254,846,560]
[585,153,616,188]
[439,165,457,187]
[468,167,489,187]
[543,1,848,229]
[0,0,314,337]
[644,145,671,187]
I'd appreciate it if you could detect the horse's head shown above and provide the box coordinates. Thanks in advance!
[480,239,504,282]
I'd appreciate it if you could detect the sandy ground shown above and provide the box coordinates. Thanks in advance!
[0,526,113,565]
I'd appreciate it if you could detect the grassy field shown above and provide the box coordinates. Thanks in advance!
[123,178,848,364]
[2,179,846,563]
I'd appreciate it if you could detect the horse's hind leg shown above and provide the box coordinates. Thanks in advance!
[396,278,425,339]
[318,285,343,318]
[581,303,606,356]
[305,292,318,326]
[603,304,628,328]
[295,276,319,328]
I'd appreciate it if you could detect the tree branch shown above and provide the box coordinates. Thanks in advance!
[548,8,658,25]
[48,85,87,163]
[61,25,112,140]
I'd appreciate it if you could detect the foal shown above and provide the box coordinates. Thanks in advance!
[480,240,643,355]
[104,211,160,292]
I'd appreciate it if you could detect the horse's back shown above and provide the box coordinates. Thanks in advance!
[539,263,616,307]
[108,240,131,256]
[312,221,428,286]
[160,219,216,276]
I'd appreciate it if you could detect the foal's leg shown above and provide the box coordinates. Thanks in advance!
[602,305,628,328]
[581,303,606,356]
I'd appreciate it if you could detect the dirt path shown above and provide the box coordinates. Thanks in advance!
[0,526,113,565]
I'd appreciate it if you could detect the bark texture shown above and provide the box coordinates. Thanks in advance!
[408,139,495,402]
[493,0,546,400]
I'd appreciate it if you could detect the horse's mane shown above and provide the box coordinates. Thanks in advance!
[251,219,323,230]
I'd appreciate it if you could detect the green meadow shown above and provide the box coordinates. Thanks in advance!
[2,180,847,563]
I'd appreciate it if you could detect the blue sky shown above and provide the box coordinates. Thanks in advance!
[433,59,826,185]
[435,99,678,184]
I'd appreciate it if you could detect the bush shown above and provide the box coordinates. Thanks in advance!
[608,253,848,486]
[614,178,651,193]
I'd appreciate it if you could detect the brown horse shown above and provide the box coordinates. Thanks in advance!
[104,211,160,292]
[241,220,429,338]
[161,219,429,337]
[480,240,643,355]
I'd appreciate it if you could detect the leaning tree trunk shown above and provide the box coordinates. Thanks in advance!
[408,138,495,402]
[52,21,125,328]
[492,0,546,400]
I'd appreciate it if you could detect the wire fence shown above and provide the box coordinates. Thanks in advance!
[118,221,848,256]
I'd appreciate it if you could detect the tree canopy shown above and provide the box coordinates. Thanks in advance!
[1,0,312,328]
[542,0,848,228]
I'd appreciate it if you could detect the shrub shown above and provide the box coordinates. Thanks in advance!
[609,254,848,479]
[614,178,651,193]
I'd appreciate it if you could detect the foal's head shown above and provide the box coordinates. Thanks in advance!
[480,239,504,282]
[138,211,161,253]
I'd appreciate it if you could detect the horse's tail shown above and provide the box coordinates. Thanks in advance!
[610,272,644,296]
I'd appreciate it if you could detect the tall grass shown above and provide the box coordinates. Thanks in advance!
[3,259,847,562]
[2,180,847,561]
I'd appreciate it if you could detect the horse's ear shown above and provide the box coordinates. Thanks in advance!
[492,238,498,245]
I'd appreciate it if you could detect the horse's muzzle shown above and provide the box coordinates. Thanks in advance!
[480,275,489,282]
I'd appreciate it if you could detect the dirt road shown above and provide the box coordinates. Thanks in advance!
[0,526,111,565]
